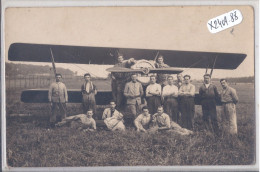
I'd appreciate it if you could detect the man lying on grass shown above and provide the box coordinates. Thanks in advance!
[55,109,96,132]
[149,106,193,135]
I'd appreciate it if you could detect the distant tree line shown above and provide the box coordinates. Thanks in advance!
[211,76,254,83]
[6,63,75,77]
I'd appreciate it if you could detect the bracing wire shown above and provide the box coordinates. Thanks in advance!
[182,58,205,73]
[61,51,99,77]
[71,63,99,77]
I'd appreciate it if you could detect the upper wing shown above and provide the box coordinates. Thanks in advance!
[8,43,116,64]
[8,43,246,69]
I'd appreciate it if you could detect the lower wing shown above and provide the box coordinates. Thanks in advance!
[21,89,222,105]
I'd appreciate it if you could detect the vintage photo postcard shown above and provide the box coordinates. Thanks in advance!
[1,2,258,172]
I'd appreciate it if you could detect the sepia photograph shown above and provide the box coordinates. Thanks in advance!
[2,4,257,171]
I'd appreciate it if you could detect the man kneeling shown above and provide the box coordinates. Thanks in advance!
[150,106,193,135]
[102,101,125,131]
[55,109,96,132]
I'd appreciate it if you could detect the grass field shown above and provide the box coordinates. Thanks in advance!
[5,81,256,167]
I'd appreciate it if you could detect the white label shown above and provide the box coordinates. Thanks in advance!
[207,9,243,33]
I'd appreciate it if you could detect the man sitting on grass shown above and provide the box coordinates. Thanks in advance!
[134,106,151,132]
[150,106,193,135]
[102,101,125,131]
[55,109,96,132]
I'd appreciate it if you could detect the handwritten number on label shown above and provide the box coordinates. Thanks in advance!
[234,11,239,20]
[208,17,229,30]
[207,9,243,33]
[230,12,234,22]
[208,12,237,30]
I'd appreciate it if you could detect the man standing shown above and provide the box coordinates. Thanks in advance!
[111,54,136,109]
[154,55,170,87]
[176,73,183,89]
[199,74,220,134]
[124,73,143,119]
[178,75,195,130]
[48,73,68,127]
[176,73,183,123]
[162,75,179,123]
[219,79,239,135]
[145,75,162,115]
[81,73,97,116]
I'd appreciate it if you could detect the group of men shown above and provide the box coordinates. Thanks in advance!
[48,73,98,127]
[48,54,239,136]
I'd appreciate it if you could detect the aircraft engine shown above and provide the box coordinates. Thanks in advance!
[131,59,155,85]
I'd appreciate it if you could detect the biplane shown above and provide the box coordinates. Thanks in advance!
[8,43,246,106]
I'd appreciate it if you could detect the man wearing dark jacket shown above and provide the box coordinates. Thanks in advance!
[199,74,220,134]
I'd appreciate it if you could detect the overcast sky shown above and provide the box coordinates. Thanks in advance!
[5,6,254,79]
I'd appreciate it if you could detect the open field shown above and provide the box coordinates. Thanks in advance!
[5,81,255,167]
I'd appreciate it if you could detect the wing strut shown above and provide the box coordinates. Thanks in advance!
[50,48,57,76]
[205,64,209,74]
[154,51,160,62]
[210,56,218,77]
